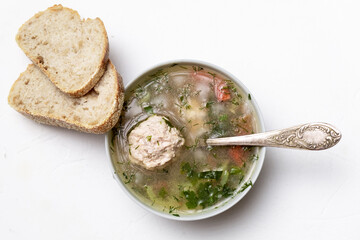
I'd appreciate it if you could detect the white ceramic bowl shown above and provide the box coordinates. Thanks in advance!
[105,59,266,221]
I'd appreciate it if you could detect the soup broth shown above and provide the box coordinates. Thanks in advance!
[110,64,260,217]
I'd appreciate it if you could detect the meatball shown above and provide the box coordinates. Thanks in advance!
[128,115,185,169]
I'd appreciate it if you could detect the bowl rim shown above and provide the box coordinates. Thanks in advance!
[105,59,266,221]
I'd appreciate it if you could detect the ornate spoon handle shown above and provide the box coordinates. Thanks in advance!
[206,122,341,150]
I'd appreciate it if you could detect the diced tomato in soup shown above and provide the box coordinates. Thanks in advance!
[192,71,231,102]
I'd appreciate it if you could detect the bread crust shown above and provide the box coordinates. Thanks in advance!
[8,61,124,134]
[15,4,109,97]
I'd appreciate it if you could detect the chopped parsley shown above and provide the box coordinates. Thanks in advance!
[205,101,214,108]
[183,182,235,209]
[122,172,135,184]
[231,98,240,105]
[144,105,153,114]
[230,167,242,175]
[110,135,116,153]
[158,187,168,198]
[237,125,249,133]
[162,117,174,128]
[109,145,114,153]
[240,180,253,192]
[181,162,198,185]
[192,66,204,72]
[169,206,180,216]
[149,69,166,79]
[178,84,193,110]
[146,135,152,141]
[219,114,228,122]
[243,146,252,152]
[183,190,198,209]
[185,138,200,151]
[223,79,243,105]
[207,72,216,78]
[169,206,178,213]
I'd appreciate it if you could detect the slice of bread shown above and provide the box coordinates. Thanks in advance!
[16,5,109,97]
[8,61,124,134]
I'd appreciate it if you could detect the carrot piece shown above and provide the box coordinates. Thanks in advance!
[229,146,246,167]
[191,71,213,83]
[191,71,231,102]
[214,78,231,102]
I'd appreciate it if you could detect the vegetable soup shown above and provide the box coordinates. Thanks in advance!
[109,63,260,217]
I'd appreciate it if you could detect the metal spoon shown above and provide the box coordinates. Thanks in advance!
[206,122,341,150]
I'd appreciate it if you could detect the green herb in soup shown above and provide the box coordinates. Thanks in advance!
[111,64,259,217]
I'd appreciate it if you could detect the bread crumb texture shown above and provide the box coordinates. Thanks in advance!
[16,4,109,97]
[8,61,124,134]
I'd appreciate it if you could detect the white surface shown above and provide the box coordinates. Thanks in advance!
[1,0,359,239]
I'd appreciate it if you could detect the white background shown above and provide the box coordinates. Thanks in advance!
[1,0,359,239]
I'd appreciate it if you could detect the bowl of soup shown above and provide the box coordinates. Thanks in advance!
[105,60,266,220]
